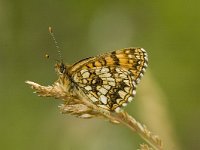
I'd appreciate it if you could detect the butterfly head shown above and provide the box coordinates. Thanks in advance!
[55,61,67,75]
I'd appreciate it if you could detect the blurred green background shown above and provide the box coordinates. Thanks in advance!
[1,0,199,150]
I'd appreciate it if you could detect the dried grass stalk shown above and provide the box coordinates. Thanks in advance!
[138,143,154,150]
[26,80,163,150]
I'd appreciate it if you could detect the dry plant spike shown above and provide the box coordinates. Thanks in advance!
[25,80,163,149]
[138,143,154,150]
[26,46,163,150]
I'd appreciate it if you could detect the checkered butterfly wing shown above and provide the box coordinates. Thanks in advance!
[69,48,148,112]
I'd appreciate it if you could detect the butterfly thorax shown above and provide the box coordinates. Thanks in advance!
[55,63,75,95]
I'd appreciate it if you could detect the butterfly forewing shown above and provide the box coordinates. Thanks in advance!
[69,48,148,112]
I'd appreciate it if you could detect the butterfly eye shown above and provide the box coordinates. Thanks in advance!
[59,63,66,74]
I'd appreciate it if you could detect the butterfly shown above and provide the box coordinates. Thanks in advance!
[55,47,148,112]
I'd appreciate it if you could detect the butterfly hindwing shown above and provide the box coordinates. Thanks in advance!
[72,66,138,111]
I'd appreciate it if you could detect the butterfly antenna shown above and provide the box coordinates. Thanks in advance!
[48,26,63,62]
